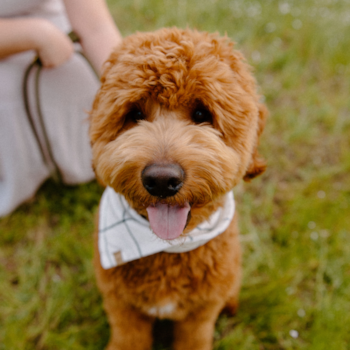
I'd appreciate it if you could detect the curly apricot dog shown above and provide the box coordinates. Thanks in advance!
[89,28,267,350]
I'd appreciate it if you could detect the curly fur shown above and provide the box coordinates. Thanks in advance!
[90,27,267,350]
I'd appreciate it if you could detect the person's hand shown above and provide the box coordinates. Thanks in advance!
[35,20,74,68]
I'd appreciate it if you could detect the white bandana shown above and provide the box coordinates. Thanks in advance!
[98,187,235,269]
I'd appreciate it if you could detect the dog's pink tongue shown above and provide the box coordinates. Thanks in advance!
[147,202,190,240]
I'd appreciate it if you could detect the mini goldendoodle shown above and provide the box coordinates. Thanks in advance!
[89,28,267,350]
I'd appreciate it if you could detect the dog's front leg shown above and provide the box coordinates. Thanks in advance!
[104,295,155,350]
[173,304,222,350]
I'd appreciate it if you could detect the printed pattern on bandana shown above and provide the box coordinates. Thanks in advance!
[98,187,235,269]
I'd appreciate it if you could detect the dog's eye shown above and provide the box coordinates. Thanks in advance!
[192,108,212,124]
[126,109,145,123]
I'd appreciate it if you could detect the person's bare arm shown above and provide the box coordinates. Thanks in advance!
[0,18,74,67]
[63,0,122,75]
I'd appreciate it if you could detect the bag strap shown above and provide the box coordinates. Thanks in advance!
[23,58,62,182]
[22,31,97,183]
[69,31,98,77]
[22,59,48,167]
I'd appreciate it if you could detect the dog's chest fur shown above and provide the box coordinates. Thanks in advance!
[97,217,240,320]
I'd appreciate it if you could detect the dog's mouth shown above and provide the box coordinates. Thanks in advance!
[146,202,191,240]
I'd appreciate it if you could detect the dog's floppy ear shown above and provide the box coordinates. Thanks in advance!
[243,103,268,181]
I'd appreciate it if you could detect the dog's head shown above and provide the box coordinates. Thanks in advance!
[90,28,267,240]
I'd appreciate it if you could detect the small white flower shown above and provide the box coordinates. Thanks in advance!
[52,274,61,283]
[273,37,282,47]
[344,12,350,24]
[279,2,290,14]
[286,287,294,295]
[310,231,319,241]
[297,308,306,318]
[290,329,299,338]
[320,229,329,238]
[247,4,261,17]
[292,19,302,29]
[319,7,330,18]
[317,190,326,199]
[308,221,316,229]
[251,51,261,62]
[265,22,276,33]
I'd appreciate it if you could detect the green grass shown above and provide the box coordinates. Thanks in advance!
[1,0,350,348]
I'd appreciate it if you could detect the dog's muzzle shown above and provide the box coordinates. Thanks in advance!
[141,163,184,198]
[141,163,190,240]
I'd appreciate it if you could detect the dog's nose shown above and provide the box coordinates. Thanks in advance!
[142,164,184,198]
